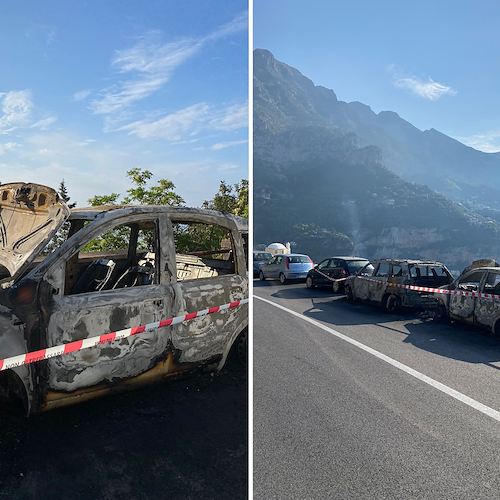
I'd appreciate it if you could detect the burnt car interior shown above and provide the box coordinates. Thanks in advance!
[172,221,235,281]
[0,210,240,293]
[409,265,451,287]
[64,219,159,295]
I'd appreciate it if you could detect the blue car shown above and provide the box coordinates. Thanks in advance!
[259,253,313,284]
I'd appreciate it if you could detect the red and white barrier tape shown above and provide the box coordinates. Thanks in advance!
[313,268,347,283]
[0,298,249,372]
[355,276,500,299]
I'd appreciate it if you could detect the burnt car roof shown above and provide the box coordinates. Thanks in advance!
[370,258,447,266]
[69,205,248,231]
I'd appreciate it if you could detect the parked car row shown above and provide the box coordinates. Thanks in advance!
[254,249,500,338]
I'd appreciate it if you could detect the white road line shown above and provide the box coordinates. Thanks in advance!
[255,295,500,423]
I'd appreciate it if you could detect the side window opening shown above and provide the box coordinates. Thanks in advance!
[392,266,403,277]
[64,220,158,295]
[172,221,235,281]
[375,263,390,278]
[484,272,500,293]
[457,271,484,292]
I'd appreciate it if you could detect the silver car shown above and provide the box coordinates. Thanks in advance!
[258,253,313,284]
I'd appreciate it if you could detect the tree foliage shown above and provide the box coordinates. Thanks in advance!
[203,180,249,218]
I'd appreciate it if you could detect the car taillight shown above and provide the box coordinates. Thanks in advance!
[308,257,313,265]
[286,257,290,269]
[340,269,346,277]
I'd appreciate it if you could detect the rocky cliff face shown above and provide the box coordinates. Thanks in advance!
[254,49,500,205]
[253,50,500,270]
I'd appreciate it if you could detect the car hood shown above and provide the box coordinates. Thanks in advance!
[0,183,70,280]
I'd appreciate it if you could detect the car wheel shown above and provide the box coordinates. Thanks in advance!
[259,270,266,281]
[306,276,315,289]
[345,284,354,301]
[433,304,448,322]
[226,329,247,370]
[279,273,287,284]
[332,280,340,293]
[385,294,401,313]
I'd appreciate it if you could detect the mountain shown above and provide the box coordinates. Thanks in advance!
[254,49,500,272]
[254,49,500,206]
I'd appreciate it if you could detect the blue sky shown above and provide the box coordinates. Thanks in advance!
[0,0,248,207]
[254,0,500,153]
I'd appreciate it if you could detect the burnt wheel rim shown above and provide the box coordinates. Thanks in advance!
[386,295,399,312]
[237,330,247,366]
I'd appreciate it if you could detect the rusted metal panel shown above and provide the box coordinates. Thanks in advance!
[0,196,248,416]
[0,183,70,280]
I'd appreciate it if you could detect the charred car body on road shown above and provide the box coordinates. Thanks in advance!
[434,260,500,335]
[344,259,453,312]
[0,183,248,416]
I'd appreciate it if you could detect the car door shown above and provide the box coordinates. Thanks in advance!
[270,256,283,278]
[168,215,248,368]
[474,270,500,329]
[40,214,172,406]
[314,259,332,286]
[448,270,485,323]
[353,262,378,301]
[367,263,390,303]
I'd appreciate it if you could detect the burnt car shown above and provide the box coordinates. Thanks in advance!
[0,183,248,416]
[433,261,500,335]
[253,251,272,277]
[343,259,453,312]
[305,257,369,293]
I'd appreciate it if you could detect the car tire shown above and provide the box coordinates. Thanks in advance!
[385,294,401,313]
[332,280,340,293]
[345,284,354,301]
[306,276,315,289]
[226,329,247,370]
[259,270,266,281]
[279,273,287,285]
[434,304,449,322]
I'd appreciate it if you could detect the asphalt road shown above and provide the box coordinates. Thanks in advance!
[253,280,500,499]
[0,367,247,500]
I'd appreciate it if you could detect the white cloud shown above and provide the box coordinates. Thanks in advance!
[209,103,248,131]
[0,90,33,132]
[211,139,248,150]
[218,163,239,171]
[90,11,247,118]
[73,90,92,101]
[0,142,18,156]
[119,102,247,141]
[455,131,500,153]
[31,116,57,130]
[388,65,456,100]
[119,103,211,140]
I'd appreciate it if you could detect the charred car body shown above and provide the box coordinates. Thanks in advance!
[434,261,500,335]
[0,183,248,416]
[343,259,453,312]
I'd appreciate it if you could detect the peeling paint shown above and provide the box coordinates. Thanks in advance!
[0,201,248,415]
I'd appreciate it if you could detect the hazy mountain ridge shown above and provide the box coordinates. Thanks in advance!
[254,49,500,205]
[254,50,500,270]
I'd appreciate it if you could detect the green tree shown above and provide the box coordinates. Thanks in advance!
[202,179,249,218]
[84,168,185,252]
